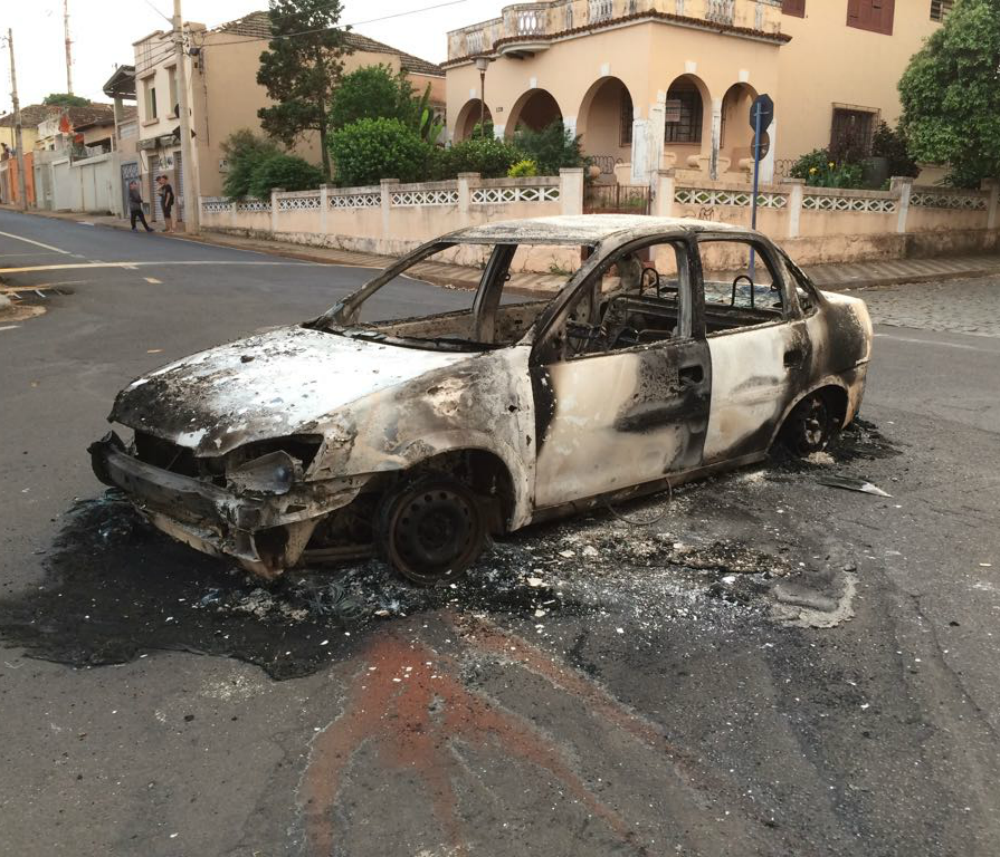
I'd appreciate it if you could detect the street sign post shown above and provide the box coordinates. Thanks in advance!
[748,94,774,291]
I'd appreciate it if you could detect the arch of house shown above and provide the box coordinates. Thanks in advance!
[576,77,635,178]
[662,73,713,173]
[505,89,563,139]
[720,83,760,174]
[454,99,494,142]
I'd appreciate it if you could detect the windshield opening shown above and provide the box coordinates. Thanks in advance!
[315,240,591,351]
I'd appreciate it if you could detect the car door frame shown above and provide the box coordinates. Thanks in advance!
[526,231,716,513]
[695,230,813,463]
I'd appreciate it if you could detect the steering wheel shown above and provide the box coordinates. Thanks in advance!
[731,274,755,308]
[565,320,604,355]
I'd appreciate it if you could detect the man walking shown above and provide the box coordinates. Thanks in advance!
[157,174,176,233]
[128,182,153,232]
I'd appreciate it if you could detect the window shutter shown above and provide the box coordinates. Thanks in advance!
[783,0,806,17]
[847,0,861,21]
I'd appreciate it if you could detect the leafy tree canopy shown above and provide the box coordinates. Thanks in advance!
[899,0,1000,186]
[43,93,91,107]
[329,64,416,129]
[257,0,351,179]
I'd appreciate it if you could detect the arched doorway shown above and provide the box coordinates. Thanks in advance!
[720,83,759,173]
[505,89,563,138]
[576,77,634,179]
[663,74,710,168]
[454,99,493,142]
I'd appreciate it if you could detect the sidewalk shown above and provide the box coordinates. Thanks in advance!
[6,204,1000,293]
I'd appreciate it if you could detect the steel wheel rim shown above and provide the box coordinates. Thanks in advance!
[391,488,475,579]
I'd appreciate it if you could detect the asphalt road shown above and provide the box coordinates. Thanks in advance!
[1,210,999,857]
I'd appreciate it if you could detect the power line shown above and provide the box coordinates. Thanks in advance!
[201,0,470,48]
[142,0,173,25]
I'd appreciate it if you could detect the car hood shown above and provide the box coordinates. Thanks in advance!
[110,326,472,456]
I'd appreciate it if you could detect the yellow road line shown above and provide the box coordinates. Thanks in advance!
[0,230,71,256]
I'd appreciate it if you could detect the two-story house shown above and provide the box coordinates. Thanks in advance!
[444,0,952,185]
[130,11,447,221]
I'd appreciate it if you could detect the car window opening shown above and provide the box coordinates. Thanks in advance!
[699,238,786,335]
[318,241,586,351]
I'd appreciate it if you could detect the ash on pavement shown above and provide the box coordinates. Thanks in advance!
[0,420,897,679]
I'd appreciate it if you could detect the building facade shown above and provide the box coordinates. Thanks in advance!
[129,11,446,215]
[444,0,950,184]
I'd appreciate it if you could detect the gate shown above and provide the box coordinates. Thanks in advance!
[121,160,139,216]
[584,183,651,215]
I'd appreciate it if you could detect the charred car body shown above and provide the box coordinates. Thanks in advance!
[91,215,872,584]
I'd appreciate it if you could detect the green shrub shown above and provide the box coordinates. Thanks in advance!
[872,121,919,178]
[430,136,522,180]
[247,153,324,199]
[514,120,585,175]
[221,129,280,199]
[330,118,431,186]
[790,148,864,189]
[507,159,538,178]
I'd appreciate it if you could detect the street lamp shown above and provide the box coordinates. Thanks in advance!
[474,55,492,138]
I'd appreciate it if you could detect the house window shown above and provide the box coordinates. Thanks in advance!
[846,0,895,35]
[143,79,158,120]
[167,67,179,117]
[830,106,877,160]
[664,81,702,144]
[620,97,633,147]
[930,0,953,21]
[783,0,806,17]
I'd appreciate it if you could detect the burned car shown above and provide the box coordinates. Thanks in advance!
[91,215,872,585]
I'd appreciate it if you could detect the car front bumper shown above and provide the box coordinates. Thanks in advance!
[89,432,363,576]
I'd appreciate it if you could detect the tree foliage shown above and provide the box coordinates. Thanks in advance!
[43,93,91,107]
[329,118,430,186]
[248,153,325,198]
[514,121,586,175]
[329,64,416,129]
[221,129,280,199]
[872,121,919,179]
[257,0,351,179]
[899,0,1000,186]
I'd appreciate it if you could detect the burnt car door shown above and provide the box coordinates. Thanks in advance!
[697,233,809,462]
[529,236,712,509]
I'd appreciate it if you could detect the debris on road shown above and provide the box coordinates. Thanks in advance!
[817,475,892,497]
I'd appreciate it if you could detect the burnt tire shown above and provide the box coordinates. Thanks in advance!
[377,475,487,587]
[781,391,837,455]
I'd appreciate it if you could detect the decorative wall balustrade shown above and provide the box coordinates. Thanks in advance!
[277,193,322,211]
[201,198,230,214]
[329,191,381,209]
[910,189,989,211]
[802,193,897,214]
[471,185,561,204]
[235,199,270,213]
[675,187,788,209]
[390,189,461,207]
[588,0,615,23]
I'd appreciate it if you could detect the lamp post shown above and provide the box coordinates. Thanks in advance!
[474,56,491,138]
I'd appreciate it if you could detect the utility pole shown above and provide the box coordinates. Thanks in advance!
[172,0,200,233]
[64,0,74,95]
[6,29,28,211]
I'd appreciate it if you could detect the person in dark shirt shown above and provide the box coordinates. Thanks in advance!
[128,182,152,232]
[157,174,176,232]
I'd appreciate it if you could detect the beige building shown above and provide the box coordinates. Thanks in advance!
[444,0,951,184]
[129,11,446,216]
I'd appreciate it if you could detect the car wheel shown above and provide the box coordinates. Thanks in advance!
[377,475,488,586]
[782,391,836,455]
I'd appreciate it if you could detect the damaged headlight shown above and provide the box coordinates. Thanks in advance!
[227,450,301,495]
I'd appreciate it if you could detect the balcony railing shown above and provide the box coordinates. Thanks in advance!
[447,0,783,61]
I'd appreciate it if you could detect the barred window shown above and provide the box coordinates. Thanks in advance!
[930,0,953,21]
[664,81,703,144]
[620,97,633,147]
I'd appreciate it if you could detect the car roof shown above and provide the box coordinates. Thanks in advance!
[447,214,746,245]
